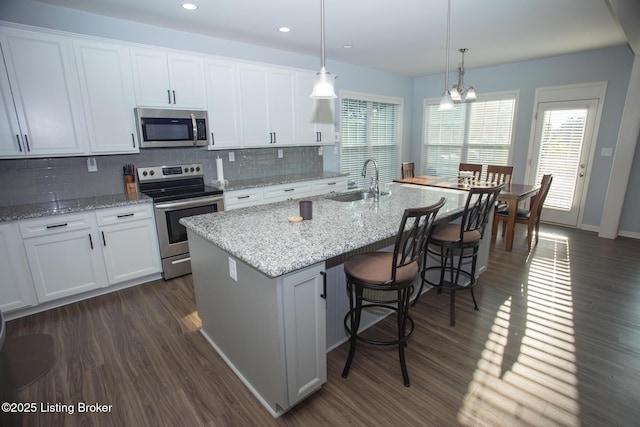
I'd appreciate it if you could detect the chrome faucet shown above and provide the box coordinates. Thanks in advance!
[362,158,380,200]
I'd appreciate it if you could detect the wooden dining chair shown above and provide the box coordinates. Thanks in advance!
[486,165,513,187]
[492,174,553,250]
[458,163,483,181]
[401,162,415,179]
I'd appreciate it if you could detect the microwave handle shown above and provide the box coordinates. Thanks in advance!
[191,113,197,146]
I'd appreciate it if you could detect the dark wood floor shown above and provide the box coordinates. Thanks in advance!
[2,224,639,426]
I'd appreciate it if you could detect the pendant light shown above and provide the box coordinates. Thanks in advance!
[450,48,477,102]
[310,0,337,99]
[438,0,454,111]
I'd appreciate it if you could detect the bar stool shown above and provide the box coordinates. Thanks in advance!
[414,185,503,326]
[342,197,445,387]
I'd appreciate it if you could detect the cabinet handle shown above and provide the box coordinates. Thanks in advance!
[24,134,30,152]
[327,182,336,185]
[15,135,23,152]
[268,132,273,144]
[101,231,106,246]
[284,188,295,192]
[117,213,134,218]
[89,233,94,250]
[211,132,215,146]
[167,89,171,104]
[131,133,136,148]
[172,90,176,104]
[46,223,68,229]
[318,131,322,142]
[320,271,327,299]
[273,132,277,144]
[237,195,250,199]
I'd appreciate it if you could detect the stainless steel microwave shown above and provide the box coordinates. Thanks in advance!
[135,108,208,148]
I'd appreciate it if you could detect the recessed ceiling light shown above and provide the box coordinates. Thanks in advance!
[182,3,198,10]
[343,44,353,49]
[278,27,291,33]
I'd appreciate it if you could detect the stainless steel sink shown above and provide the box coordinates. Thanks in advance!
[326,190,389,202]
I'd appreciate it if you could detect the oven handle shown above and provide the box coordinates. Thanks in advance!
[155,196,223,210]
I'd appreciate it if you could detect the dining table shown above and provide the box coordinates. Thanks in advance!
[393,175,540,251]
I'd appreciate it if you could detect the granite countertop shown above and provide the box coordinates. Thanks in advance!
[180,183,469,278]
[220,171,349,192]
[0,193,152,223]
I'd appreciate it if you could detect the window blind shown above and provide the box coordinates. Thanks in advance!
[422,94,516,178]
[535,108,588,211]
[341,93,402,188]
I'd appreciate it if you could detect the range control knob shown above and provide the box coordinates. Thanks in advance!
[149,170,154,176]
[190,167,195,172]
[142,171,148,176]
[184,168,189,173]
[196,166,201,172]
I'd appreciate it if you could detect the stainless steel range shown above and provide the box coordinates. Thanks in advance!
[137,163,224,279]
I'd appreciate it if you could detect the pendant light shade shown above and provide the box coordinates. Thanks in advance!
[310,0,337,99]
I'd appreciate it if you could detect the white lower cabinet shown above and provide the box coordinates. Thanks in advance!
[0,223,37,312]
[11,203,160,310]
[20,213,107,303]
[262,181,314,204]
[96,205,161,285]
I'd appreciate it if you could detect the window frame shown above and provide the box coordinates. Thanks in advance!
[339,90,404,189]
[420,90,519,177]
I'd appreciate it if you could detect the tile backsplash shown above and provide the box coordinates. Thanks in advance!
[0,146,323,206]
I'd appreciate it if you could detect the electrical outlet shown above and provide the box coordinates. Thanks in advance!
[228,257,237,281]
[278,149,283,158]
[229,151,235,162]
[318,146,323,156]
[334,144,338,154]
[87,157,98,172]
[601,147,613,157]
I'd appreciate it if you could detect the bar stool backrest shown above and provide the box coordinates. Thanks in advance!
[461,184,504,240]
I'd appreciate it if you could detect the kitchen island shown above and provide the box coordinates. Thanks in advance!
[180,183,490,416]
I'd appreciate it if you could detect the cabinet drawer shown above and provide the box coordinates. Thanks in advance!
[96,204,153,226]
[19,213,94,239]
[224,188,264,210]
[312,177,348,195]
[263,182,314,202]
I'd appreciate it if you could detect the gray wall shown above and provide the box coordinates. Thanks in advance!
[411,46,637,233]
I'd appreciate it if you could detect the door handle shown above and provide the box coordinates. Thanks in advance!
[15,135,23,152]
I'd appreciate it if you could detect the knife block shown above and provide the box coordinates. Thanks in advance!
[124,175,137,195]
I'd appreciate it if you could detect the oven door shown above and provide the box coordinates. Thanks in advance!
[154,195,223,259]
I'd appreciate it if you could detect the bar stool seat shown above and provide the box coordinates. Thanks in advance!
[342,198,445,387]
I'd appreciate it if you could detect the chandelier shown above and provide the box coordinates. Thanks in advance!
[450,48,477,102]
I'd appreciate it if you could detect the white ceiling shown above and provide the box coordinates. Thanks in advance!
[33,0,630,77]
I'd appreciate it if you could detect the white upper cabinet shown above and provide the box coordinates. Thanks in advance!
[74,39,139,154]
[204,59,243,149]
[296,72,336,145]
[131,47,206,109]
[240,65,296,147]
[0,27,88,157]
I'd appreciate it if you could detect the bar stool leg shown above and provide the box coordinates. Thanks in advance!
[342,282,363,379]
[398,288,411,386]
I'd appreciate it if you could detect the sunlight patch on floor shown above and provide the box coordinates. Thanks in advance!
[459,233,580,426]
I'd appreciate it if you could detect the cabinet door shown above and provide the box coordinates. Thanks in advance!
[0,223,37,313]
[205,60,243,149]
[167,53,206,109]
[240,66,271,146]
[131,47,172,106]
[268,69,296,146]
[100,219,161,284]
[74,39,138,154]
[281,263,327,406]
[0,55,24,156]
[297,72,335,145]
[23,227,107,303]
[0,28,88,157]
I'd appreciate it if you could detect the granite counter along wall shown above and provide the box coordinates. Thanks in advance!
[0,146,323,206]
